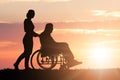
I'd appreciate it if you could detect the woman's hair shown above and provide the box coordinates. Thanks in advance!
[26,9,35,18]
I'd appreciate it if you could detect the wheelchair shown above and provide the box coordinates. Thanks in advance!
[30,49,69,70]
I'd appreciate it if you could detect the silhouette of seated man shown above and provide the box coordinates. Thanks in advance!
[39,23,81,67]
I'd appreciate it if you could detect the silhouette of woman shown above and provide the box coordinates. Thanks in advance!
[14,9,39,70]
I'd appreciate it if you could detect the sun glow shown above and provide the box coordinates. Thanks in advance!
[91,46,111,68]
[93,47,108,62]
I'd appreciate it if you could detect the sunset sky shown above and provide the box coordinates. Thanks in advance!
[0,0,120,69]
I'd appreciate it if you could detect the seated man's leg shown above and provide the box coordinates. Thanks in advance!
[55,42,74,59]
[55,42,81,67]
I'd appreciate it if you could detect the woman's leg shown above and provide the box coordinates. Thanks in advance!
[14,52,26,69]
[24,41,33,69]
[24,49,32,69]
[15,45,32,69]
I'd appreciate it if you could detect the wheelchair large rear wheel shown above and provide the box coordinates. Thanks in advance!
[30,50,41,69]
[37,52,58,70]
[30,49,58,70]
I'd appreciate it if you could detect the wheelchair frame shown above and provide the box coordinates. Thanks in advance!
[30,49,69,70]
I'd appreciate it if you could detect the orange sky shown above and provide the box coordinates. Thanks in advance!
[0,0,120,23]
[1,22,120,69]
[0,0,120,69]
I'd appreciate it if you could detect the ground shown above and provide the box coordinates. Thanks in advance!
[0,69,120,80]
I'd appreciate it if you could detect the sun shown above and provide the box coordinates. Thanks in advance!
[93,47,107,62]
[91,46,111,68]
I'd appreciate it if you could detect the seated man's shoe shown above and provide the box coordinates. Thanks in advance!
[67,60,82,67]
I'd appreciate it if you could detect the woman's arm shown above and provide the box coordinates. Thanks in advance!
[32,31,39,37]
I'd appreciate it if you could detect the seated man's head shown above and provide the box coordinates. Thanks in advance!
[44,23,53,33]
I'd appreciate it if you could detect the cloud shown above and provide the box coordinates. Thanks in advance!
[37,29,120,35]
[0,41,16,48]
[40,0,72,2]
[0,0,72,3]
[102,40,120,44]
[0,20,12,23]
[92,10,120,17]
[37,29,95,34]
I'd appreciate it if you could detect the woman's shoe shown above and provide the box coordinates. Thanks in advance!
[25,67,32,70]
[14,63,18,70]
